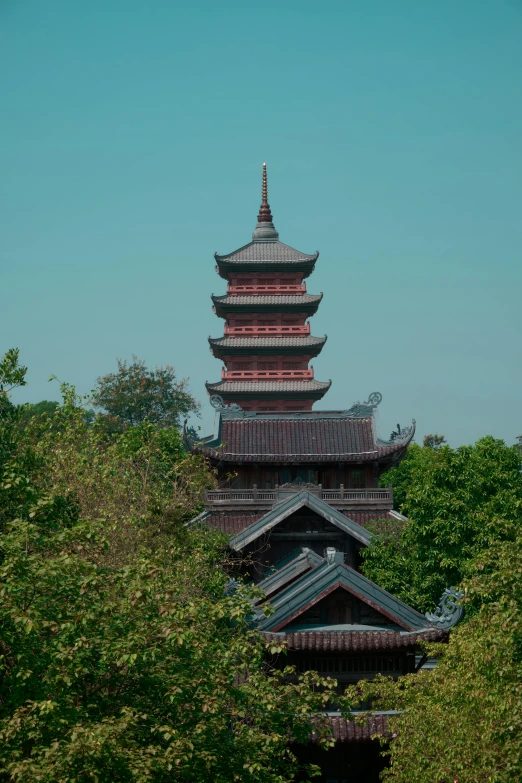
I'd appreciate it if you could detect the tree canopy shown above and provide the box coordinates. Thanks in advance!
[362,435,522,611]
[0,351,336,783]
[345,516,522,783]
[91,357,200,431]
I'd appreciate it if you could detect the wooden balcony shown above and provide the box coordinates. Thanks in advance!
[205,486,393,509]
[224,324,311,336]
[222,368,314,381]
[227,284,306,295]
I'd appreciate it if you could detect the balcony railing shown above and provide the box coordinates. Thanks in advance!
[222,368,314,381]
[205,485,393,508]
[224,324,310,336]
[227,284,306,295]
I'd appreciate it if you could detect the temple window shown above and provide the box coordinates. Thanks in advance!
[351,469,366,489]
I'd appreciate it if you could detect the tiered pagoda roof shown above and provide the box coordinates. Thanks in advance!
[214,241,318,277]
[208,335,327,359]
[207,163,328,411]
[212,293,323,317]
[205,379,331,401]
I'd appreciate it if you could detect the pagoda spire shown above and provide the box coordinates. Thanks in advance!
[253,162,279,241]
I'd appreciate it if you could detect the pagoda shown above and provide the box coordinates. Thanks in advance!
[189,165,462,782]
[206,163,330,411]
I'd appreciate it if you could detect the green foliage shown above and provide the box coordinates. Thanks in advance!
[343,518,522,783]
[422,433,446,449]
[19,400,60,419]
[91,357,200,432]
[0,352,337,782]
[0,349,27,399]
[364,436,522,611]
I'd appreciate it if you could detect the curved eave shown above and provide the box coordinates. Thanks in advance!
[208,335,327,359]
[211,293,323,318]
[376,420,416,459]
[214,247,319,280]
[215,258,318,279]
[205,379,331,401]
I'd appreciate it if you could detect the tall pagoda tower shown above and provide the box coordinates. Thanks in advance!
[206,163,330,412]
[190,166,462,782]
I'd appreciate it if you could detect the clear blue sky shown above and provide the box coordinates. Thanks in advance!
[2,0,521,445]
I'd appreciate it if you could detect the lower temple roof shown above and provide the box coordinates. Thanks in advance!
[327,714,390,743]
[196,407,414,461]
[262,627,447,651]
[202,509,397,536]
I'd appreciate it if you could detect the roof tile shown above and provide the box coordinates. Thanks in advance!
[198,415,414,461]
[206,380,331,394]
[262,628,447,651]
[212,293,322,306]
[216,241,317,263]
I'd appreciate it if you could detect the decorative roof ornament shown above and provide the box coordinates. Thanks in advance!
[209,394,245,417]
[279,477,318,490]
[344,391,383,418]
[425,587,464,630]
[388,421,416,444]
[252,162,279,241]
[209,394,225,409]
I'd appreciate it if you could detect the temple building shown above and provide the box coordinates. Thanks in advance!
[189,165,462,783]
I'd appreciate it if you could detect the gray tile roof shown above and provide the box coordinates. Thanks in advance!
[229,491,372,550]
[205,380,331,393]
[262,627,448,651]
[200,509,397,536]
[216,240,318,263]
[259,559,428,632]
[212,293,322,307]
[328,714,390,742]
[256,548,324,599]
[197,412,414,461]
[209,336,326,349]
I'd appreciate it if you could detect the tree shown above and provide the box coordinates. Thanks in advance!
[91,357,200,431]
[19,400,60,418]
[344,517,522,783]
[0,348,27,399]
[363,436,522,611]
[422,433,446,449]
[0,370,337,783]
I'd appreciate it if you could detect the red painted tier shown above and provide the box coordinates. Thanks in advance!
[226,284,306,295]
[224,324,311,336]
[221,368,314,380]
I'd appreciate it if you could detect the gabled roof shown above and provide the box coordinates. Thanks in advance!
[197,409,414,461]
[259,559,428,632]
[229,491,372,550]
[208,335,327,359]
[256,548,324,599]
[203,509,399,536]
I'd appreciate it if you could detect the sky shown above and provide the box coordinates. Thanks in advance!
[1,0,521,446]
